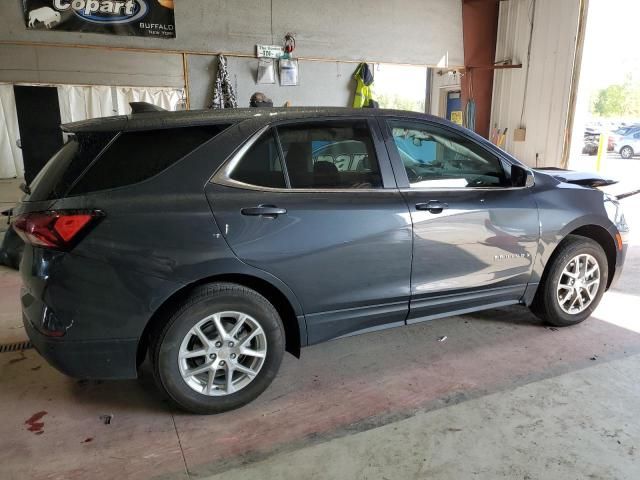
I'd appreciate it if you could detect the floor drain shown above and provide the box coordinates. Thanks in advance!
[0,341,33,354]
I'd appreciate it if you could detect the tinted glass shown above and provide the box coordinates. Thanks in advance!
[388,120,507,188]
[229,130,286,188]
[70,125,228,195]
[277,121,383,189]
[27,132,115,201]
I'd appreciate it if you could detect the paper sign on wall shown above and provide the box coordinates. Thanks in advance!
[450,111,463,126]
[256,44,285,59]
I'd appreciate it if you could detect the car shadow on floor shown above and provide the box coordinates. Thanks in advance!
[3,304,640,479]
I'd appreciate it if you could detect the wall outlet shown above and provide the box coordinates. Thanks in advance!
[514,128,526,142]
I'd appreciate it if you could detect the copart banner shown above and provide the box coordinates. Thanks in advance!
[23,0,176,38]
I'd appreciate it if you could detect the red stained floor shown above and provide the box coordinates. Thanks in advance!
[2,274,639,480]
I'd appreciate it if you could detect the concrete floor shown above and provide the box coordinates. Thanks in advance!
[0,175,639,480]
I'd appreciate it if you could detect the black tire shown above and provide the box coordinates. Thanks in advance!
[620,146,634,159]
[151,282,285,414]
[531,235,608,327]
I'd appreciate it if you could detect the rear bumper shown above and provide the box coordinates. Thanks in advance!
[23,311,139,379]
[19,246,183,380]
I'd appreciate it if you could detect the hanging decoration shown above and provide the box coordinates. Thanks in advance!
[209,55,238,109]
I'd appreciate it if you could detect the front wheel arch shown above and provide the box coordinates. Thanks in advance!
[532,224,616,303]
[565,225,617,289]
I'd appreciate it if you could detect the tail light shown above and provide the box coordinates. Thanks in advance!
[12,210,103,250]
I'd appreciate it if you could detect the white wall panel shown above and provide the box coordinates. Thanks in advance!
[491,0,581,168]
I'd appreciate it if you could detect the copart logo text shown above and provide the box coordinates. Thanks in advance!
[53,0,149,24]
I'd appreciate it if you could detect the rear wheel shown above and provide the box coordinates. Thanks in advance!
[151,283,285,414]
[620,146,634,159]
[531,235,608,327]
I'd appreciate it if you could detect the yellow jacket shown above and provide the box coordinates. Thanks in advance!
[353,63,377,108]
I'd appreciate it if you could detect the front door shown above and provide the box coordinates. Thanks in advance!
[380,118,540,322]
[207,119,412,343]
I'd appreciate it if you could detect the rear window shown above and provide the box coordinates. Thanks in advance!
[27,132,116,202]
[69,125,228,195]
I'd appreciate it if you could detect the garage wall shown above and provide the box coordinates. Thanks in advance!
[187,55,356,109]
[0,44,184,87]
[0,0,464,66]
[490,0,582,168]
[0,0,464,108]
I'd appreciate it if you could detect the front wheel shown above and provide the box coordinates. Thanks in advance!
[531,235,608,327]
[620,146,634,159]
[151,283,285,414]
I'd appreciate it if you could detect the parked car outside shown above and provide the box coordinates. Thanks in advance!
[13,107,628,414]
[614,130,640,159]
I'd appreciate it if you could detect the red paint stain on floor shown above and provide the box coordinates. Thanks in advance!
[25,411,47,434]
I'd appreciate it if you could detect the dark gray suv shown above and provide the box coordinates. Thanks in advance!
[14,107,628,414]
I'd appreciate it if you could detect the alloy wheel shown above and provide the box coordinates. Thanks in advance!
[556,253,601,315]
[178,311,267,396]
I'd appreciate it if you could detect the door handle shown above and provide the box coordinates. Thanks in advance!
[415,201,448,214]
[241,205,287,217]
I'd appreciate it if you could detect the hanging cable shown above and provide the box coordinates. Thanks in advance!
[520,0,537,126]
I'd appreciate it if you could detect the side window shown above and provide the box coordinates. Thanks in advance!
[70,125,229,195]
[277,121,383,189]
[229,130,286,188]
[387,120,508,188]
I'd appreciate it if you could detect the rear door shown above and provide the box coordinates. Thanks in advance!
[206,118,412,344]
[379,117,540,322]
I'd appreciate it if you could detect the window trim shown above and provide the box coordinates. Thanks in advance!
[378,116,532,192]
[212,118,395,193]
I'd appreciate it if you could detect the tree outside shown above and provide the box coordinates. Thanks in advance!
[591,78,640,118]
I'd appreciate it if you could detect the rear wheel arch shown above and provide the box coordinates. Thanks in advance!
[137,273,303,368]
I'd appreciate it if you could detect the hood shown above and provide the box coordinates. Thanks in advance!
[534,168,618,188]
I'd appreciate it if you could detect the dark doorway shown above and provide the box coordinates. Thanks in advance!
[14,86,63,184]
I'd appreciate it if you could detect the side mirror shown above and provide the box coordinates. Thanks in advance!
[511,164,535,188]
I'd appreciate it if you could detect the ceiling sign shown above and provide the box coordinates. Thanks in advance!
[22,0,176,38]
[256,44,284,59]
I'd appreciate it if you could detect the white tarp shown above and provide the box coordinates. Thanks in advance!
[1,84,185,179]
[0,85,24,179]
[57,85,115,124]
[114,87,184,114]
[58,85,184,122]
